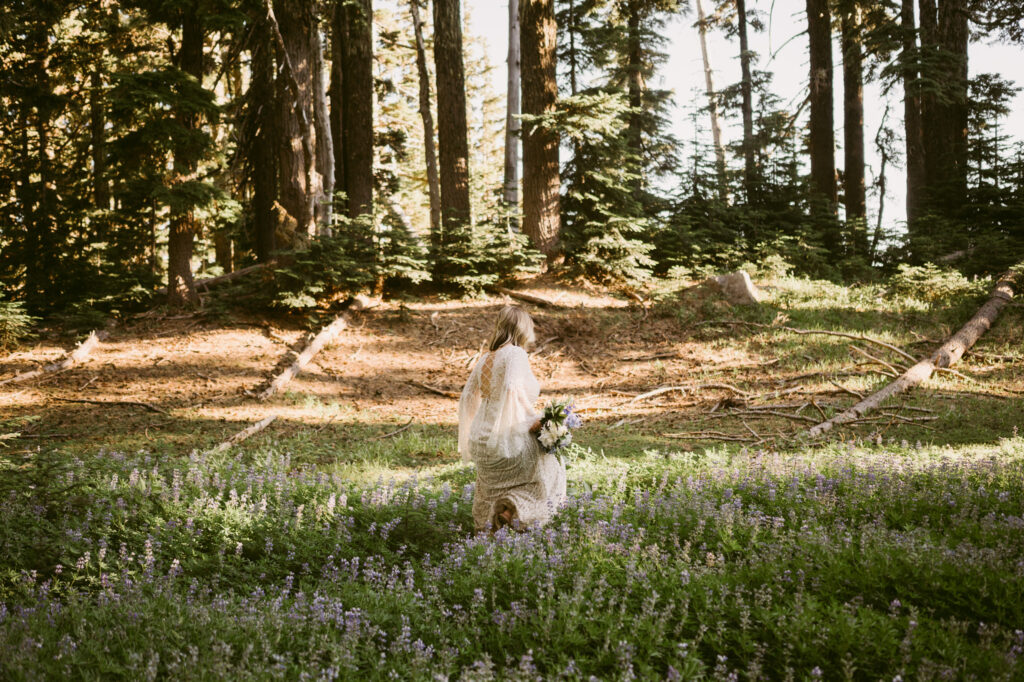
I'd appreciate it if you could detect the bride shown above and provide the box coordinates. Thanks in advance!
[459,305,567,532]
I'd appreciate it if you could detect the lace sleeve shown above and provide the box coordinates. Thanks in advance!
[485,347,540,456]
[458,362,481,463]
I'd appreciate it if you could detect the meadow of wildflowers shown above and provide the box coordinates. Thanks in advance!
[2,436,1023,680]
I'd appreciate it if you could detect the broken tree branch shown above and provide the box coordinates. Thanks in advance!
[494,287,566,308]
[209,414,278,454]
[408,380,460,399]
[51,396,168,414]
[807,270,1021,438]
[0,331,108,387]
[259,313,350,400]
[630,382,751,403]
[154,263,266,297]
[371,418,415,440]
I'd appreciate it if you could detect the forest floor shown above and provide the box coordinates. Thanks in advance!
[2,274,1023,473]
[3,274,1024,678]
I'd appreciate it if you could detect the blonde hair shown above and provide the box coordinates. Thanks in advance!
[488,305,535,351]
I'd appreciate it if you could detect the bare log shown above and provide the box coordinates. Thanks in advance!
[209,414,278,454]
[494,287,566,308]
[259,313,350,400]
[155,263,266,297]
[0,331,107,387]
[807,271,1021,437]
[408,380,460,399]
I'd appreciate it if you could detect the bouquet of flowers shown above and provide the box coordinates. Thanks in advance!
[537,398,583,454]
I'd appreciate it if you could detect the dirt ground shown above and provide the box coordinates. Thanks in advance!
[2,278,1021,458]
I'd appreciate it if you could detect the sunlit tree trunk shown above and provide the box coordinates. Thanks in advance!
[902,0,925,226]
[433,0,472,240]
[696,0,726,197]
[737,0,756,202]
[409,0,441,235]
[167,9,204,307]
[337,0,374,219]
[503,0,521,218]
[520,0,560,259]
[841,5,866,256]
[271,0,318,245]
[312,24,334,234]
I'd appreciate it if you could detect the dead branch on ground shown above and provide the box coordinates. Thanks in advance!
[494,287,567,308]
[209,414,278,454]
[52,396,168,414]
[259,313,351,400]
[0,331,107,387]
[408,380,461,399]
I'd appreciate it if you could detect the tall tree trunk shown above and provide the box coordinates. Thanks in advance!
[696,0,726,198]
[737,0,756,202]
[625,0,644,196]
[253,20,278,263]
[270,0,318,246]
[311,23,334,234]
[841,5,866,256]
[806,0,838,250]
[329,0,345,212]
[520,0,560,259]
[89,69,109,211]
[917,0,938,208]
[902,0,925,226]
[409,0,441,235]
[936,0,968,209]
[339,0,374,219]
[503,0,521,217]
[167,9,204,308]
[433,0,472,245]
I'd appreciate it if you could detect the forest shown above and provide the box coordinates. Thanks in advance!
[2,0,1024,679]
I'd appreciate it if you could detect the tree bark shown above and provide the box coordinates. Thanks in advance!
[520,0,561,259]
[696,0,726,198]
[902,0,925,226]
[918,0,939,207]
[936,0,968,209]
[329,0,345,212]
[737,0,756,202]
[252,18,278,263]
[89,69,110,211]
[841,6,867,254]
[167,8,204,308]
[269,0,318,246]
[409,0,441,235]
[625,0,644,197]
[433,0,472,239]
[311,22,334,234]
[504,0,522,215]
[338,0,374,219]
[806,0,838,249]
[807,271,1021,437]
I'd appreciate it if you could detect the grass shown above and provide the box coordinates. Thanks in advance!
[2,273,1023,679]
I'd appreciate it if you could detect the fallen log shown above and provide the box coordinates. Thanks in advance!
[0,330,107,387]
[209,414,278,454]
[154,263,266,297]
[408,380,461,399]
[494,287,566,308]
[259,313,350,400]
[807,270,1021,438]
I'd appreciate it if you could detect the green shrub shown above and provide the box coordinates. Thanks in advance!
[0,295,36,349]
[887,263,987,303]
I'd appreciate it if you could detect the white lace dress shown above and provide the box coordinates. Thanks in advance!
[459,344,567,532]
